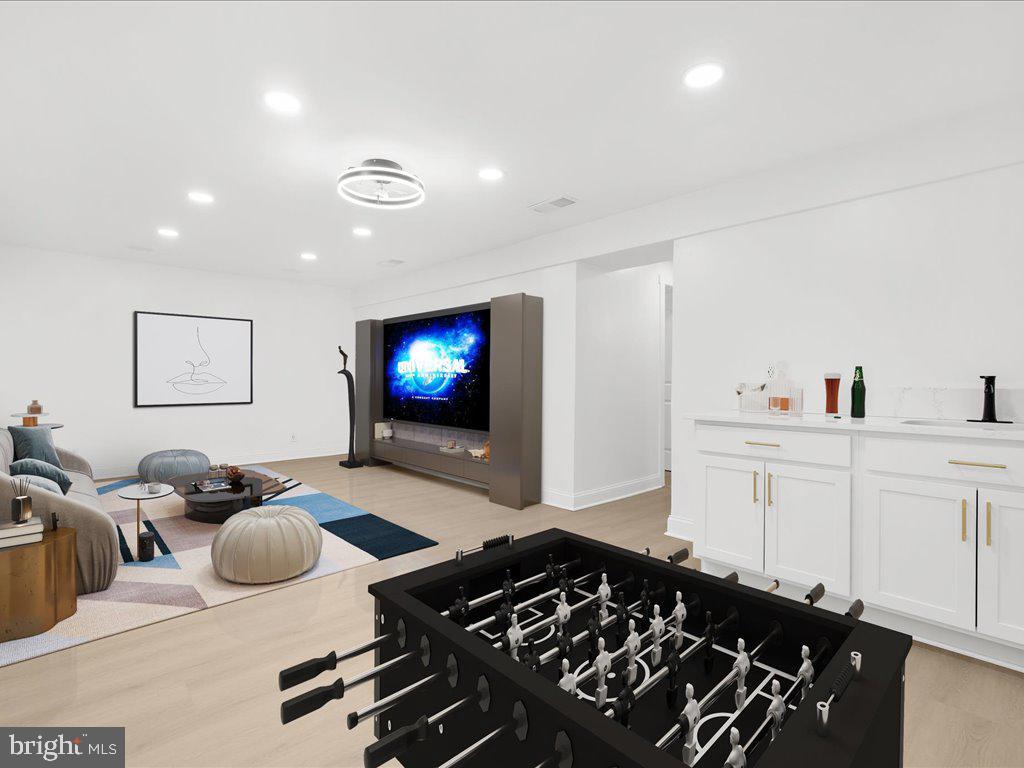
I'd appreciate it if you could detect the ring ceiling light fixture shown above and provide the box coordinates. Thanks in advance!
[337,158,425,209]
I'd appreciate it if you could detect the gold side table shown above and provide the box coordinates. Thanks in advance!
[0,527,77,641]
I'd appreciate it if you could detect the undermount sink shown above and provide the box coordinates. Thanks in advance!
[901,418,1024,430]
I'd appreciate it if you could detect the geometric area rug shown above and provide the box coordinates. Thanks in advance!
[0,465,436,668]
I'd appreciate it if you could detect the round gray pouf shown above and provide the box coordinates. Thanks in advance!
[138,449,211,484]
[211,506,322,584]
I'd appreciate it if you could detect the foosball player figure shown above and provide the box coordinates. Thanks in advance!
[597,573,612,620]
[522,639,542,674]
[733,637,750,708]
[725,727,747,768]
[555,591,572,634]
[545,554,559,585]
[556,631,574,681]
[615,592,629,645]
[558,658,577,695]
[506,613,524,661]
[768,679,786,740]
[797,644,814,700]
[502,569,516,604]
[559,571,575,596]
[624,618,641,685]
[593,636,612,708]
[681,683,701,765]
[611,676,637,728]
[671,590,687,650]
[665,647,682,707]
[586,605,602,663]
[650,604,666,666]
[494,599,513,633]
[639,579,653,630]
[449,586,470,627]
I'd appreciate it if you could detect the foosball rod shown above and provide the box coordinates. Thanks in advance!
[440,558,582,618]
[281,650,417,723]
[435,703,527,768]
[498,573,631,649]
[741,673,807,755]
[536,598,642,666]
[346,671,441,729]
[467,567,602,635]
[362,693,477,768]
[279,633,396,690]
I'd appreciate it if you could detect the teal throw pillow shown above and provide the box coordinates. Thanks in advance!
[10,458,72,495]
[8,425,63,468]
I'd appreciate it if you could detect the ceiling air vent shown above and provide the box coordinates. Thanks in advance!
[529,196,577,214]
[377,258,405,267]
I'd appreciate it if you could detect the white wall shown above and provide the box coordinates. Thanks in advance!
[0,245,354,478]
[353,262,578,508]
[573,262,671,508]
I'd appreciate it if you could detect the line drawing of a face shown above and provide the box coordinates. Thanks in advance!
[166,326,227,395]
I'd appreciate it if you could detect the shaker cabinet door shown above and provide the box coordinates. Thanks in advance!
[977,489,1024,645]
[700,456,765,573]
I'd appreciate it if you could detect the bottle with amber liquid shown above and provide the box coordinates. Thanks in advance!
[851,366,866,419]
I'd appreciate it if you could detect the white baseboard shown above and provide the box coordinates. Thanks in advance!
[541,488,574,509]
[570,472,664,511]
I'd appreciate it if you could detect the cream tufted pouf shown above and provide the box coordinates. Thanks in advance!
[211,506,322,584]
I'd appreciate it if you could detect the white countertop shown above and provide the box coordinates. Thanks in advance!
[683,411,1024,442]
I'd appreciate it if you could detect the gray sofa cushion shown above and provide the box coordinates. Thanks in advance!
[0,428,13,474]
[65,470,103,512]
[18,474,64,496]
[9,425,63,467]
[10,457,72,494]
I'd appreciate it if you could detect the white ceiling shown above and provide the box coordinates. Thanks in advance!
[2,1,1023,287]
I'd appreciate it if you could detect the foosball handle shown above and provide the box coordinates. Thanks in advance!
[667,547,690,565]
[279,651,338,691]
[805,583,826,606]
[280,678,345,724]
[845,599,864,620]
[724,571,739,583]
[363,716,428,768]
[765,579,780,593]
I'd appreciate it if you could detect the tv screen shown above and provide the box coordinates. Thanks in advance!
[382,307,490,432]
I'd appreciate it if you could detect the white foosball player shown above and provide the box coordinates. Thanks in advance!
[767,678,786,740]
[733,637,750,709]
[624,618,641,685]
[725,726,746,768]
[558,657,577,695]
[593,636,612,708]
[556,591,572,634]
[649,604,666,667]
[797,644,814,700]
[680,683,700,766]
[671,590,687,650]
[506,613,523,661]
[597,573,612,620]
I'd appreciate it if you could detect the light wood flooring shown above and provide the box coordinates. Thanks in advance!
[1,457,1022,766]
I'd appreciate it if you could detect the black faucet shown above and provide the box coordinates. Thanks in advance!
[969,375,1013,424]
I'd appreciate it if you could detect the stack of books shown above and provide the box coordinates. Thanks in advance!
[0,516,44,549]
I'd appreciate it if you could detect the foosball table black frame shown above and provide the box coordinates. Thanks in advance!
[283,529,912,768]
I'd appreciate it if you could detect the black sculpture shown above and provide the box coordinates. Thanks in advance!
[338,347,363,469]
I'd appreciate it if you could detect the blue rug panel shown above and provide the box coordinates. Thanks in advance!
[97,478,141,495]
[264,492,368,524]
[122,553,181,569]
[321,514,438,561]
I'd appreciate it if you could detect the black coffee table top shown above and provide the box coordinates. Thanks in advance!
[170,471,283,504]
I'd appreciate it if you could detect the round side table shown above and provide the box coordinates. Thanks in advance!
[118,484,174,560]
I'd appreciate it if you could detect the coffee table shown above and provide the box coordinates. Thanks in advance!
[171,471,286,523]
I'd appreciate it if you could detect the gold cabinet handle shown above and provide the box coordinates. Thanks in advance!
[949,459,1008,469]
[745,441,781,448]
[986,501,992,547]
[767,473,774,507]
[962,499,967,542]
[753,471,759,503]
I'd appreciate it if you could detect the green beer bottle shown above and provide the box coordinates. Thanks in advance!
[851,366,866,419]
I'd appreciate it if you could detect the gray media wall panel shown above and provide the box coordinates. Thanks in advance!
[354,319,384,462]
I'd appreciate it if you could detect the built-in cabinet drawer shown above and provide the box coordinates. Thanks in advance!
[864,436,1024,487]
[696,424,851,468]
[463,460,490,484]
[372,441,405,463]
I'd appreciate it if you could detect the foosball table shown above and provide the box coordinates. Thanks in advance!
[279,529,911,767]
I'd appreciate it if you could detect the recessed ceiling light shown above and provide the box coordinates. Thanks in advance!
[478,168,504,181]
[157,227,179,238]
[264,90,301,115]
[683,62,724,89]
[300,252,317,261]
[187,190,215,204]
[352,227,372,238]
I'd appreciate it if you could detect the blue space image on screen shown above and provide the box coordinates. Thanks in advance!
[383,308,490,432]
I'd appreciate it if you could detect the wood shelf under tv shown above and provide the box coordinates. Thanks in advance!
[371,438,490,486]
[355,293,542,509]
